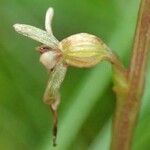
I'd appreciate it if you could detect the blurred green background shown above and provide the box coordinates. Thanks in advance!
[0,0,150,150]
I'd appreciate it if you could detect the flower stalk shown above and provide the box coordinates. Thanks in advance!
[110,0,150,149]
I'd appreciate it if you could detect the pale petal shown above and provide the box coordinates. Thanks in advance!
[45,7,54,35]
[13,24,59,49]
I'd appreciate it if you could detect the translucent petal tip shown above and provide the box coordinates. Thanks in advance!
[13,24,22,32]
[47,7,54,14]
[13,24,29,34]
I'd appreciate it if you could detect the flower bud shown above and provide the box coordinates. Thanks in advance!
[58,33,112,67]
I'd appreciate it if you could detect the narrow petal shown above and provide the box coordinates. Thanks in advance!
[43,62,67,146]
[13,24,59,49]
[45,7,54,35]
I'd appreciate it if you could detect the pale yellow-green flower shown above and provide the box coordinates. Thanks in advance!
[13,7,115,147]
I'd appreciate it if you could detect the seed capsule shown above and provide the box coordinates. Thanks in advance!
[58,33,111,68]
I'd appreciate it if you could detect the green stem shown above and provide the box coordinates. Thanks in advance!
[110,0,150,150]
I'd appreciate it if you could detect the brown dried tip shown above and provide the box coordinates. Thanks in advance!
[50,106,58,147]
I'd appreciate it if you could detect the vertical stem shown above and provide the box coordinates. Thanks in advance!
[129,0,150,98]
[111,0,150,150]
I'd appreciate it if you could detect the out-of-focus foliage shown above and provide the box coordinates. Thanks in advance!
[0,0,149,150]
